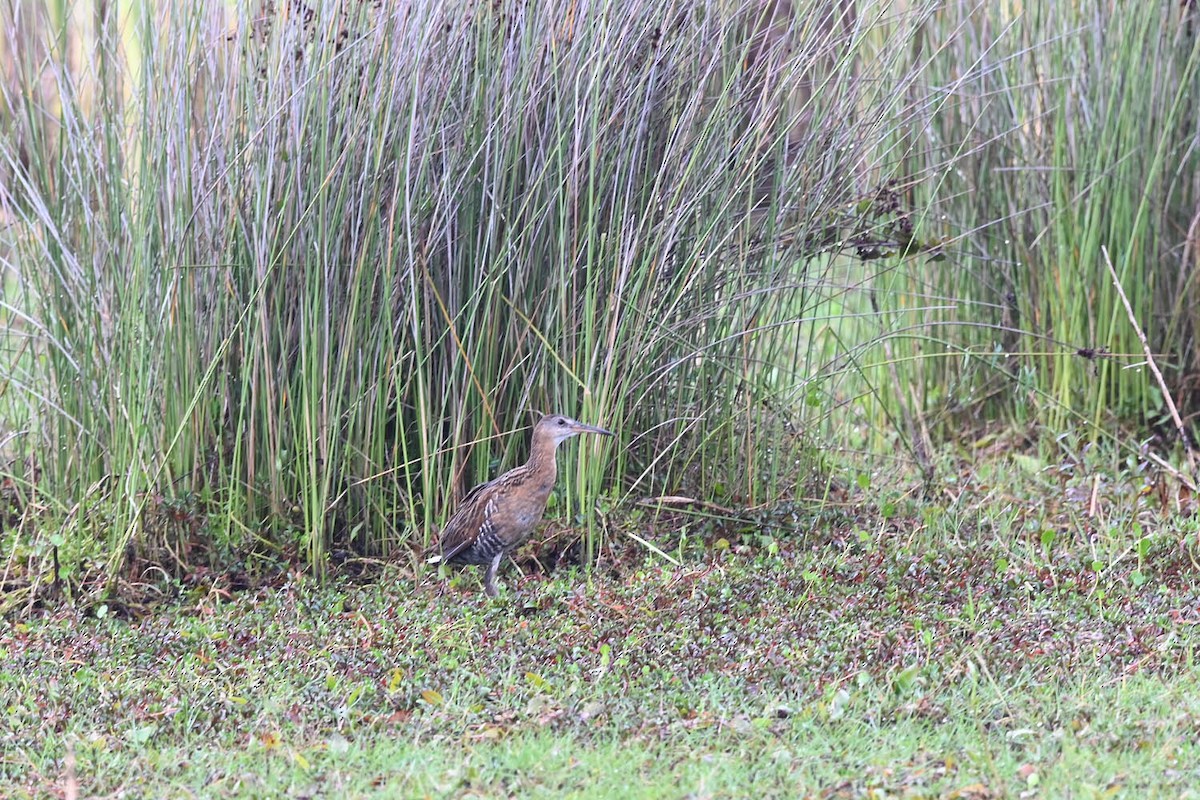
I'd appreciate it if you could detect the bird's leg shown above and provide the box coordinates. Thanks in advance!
[483,551,503,598]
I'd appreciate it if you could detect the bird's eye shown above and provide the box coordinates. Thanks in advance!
[557,418,566,426]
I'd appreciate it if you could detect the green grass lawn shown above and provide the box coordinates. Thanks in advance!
[4,482,1199,799]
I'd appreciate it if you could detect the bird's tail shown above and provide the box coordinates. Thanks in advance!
[421,535,442,564]
[424,537,471,565]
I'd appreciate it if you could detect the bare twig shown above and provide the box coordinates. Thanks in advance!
[1102,245,1198,486]
[639,495,738,516]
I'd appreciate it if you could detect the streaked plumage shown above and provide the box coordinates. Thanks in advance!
[427,413,613,597]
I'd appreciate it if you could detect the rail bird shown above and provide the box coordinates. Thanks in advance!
[427,413,614,597]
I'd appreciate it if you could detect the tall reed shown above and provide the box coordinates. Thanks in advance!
[8,0,1193,594]
[1,0,933,587]
[874,1,1200,440]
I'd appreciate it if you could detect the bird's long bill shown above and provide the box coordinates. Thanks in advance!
[571,421,615,437]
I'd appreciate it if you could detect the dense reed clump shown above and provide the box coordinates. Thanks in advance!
[871,1,1200,441]
[2,0,1197,599]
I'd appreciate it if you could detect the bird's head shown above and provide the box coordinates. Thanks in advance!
[535,413,615,445]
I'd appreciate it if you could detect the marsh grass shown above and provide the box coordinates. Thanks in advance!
[1,0,1198,596]
[877,1,1200,435]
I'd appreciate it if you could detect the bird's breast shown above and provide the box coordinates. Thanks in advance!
[513,506,544,529]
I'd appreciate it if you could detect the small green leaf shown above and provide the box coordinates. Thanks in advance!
[525,672,550,691]
[1137,537,1152,559]
[1012,454,1043,474]
[828,688,851,721]
[126,724,157,746]
[892,663,921,693]
[1040,529,1056,550]
[1130,571,1147,588]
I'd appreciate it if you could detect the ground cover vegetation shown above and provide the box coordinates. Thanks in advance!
[2,0,1200,796]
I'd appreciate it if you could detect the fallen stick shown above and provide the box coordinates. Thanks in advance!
[1102,245,1197,487]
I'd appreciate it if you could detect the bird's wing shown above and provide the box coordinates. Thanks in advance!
[426,477,506,562]
[457,476,493,508]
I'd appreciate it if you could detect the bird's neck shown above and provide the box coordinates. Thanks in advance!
[524,433,559,488]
